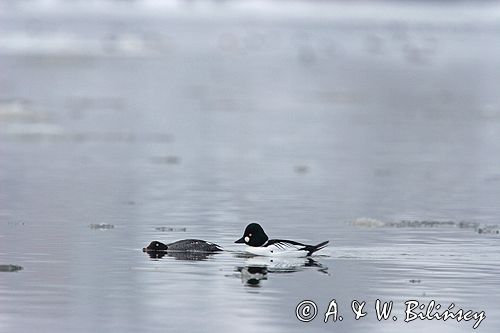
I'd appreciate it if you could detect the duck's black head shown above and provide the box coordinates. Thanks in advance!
[235,223,268,247]
[143,241,168,252]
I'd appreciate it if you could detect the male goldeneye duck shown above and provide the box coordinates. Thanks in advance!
[235,223,329,257]
[143,240,222,253]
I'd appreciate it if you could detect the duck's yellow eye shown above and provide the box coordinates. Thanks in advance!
[249,233,252,236]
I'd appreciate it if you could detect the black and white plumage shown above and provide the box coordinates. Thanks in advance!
[235,223,329,257]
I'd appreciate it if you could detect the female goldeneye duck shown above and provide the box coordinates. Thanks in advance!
[143,239,222,253]
[235,223,329,257]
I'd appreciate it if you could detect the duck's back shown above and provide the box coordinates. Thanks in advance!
[167,239,222,252]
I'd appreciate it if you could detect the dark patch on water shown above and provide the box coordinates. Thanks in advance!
[0,264,23,272]
[477,225,500,235]
[7,221,25,226]
[394,220,460,228]
[89,223,115,230]
[353,218,500,237]
[294,165,309,174]
[150,156,181,165]
[154,226,187,232]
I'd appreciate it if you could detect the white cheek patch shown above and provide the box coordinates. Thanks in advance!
[244,236,250,243]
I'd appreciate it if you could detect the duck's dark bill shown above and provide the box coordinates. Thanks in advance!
[235,237,245,243]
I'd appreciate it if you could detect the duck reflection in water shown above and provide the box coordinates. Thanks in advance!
[236,256,328,287]
[142,240,222,261]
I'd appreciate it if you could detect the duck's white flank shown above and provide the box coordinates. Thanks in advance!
[244,241,311,257]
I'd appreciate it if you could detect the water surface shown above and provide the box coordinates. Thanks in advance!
[1,1,500,332]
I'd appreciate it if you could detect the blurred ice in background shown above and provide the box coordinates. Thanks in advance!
[1,1,500,333]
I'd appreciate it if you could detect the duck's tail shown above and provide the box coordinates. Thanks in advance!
[305,240,329,256]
